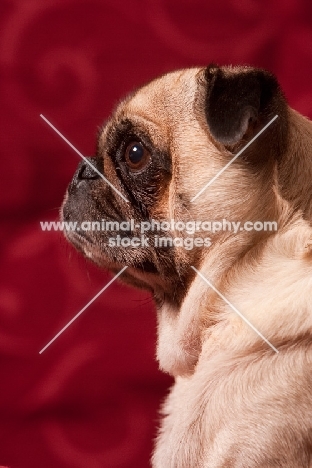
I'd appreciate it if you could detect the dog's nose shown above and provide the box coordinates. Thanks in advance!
[68,156,102,193]
[77,157,101,181]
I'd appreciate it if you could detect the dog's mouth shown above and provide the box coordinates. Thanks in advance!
[64,225,159,277]
[69,239,180,310]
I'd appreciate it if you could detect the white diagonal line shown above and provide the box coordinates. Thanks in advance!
[191,115,278,202]
[39,266,128,354]
[191,266,279,353]
[40,114,129,203]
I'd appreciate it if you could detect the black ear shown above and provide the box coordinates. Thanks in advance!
[204,64,284,146]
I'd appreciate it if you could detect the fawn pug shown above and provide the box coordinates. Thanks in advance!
[62,65,312,467]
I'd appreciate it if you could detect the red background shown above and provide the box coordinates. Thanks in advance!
[1,1,312,467]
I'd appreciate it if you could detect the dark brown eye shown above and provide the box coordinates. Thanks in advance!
[124,141,150,171]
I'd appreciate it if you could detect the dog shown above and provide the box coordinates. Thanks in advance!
[62,64,312,467]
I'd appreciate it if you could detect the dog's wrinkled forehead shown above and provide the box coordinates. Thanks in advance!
[97,67,206,161]
[115,68,202,129]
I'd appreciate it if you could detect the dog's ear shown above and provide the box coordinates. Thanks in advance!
[204,64,286,149]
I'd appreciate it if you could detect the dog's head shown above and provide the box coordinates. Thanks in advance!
[62,64,288,306]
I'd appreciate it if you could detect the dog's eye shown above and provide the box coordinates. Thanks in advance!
[124,141,150,171]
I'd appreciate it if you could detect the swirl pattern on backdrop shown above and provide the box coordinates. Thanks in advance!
[0,0,311,466]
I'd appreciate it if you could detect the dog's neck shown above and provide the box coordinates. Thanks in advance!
[155,230,268,376]
[156,213,312,377]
